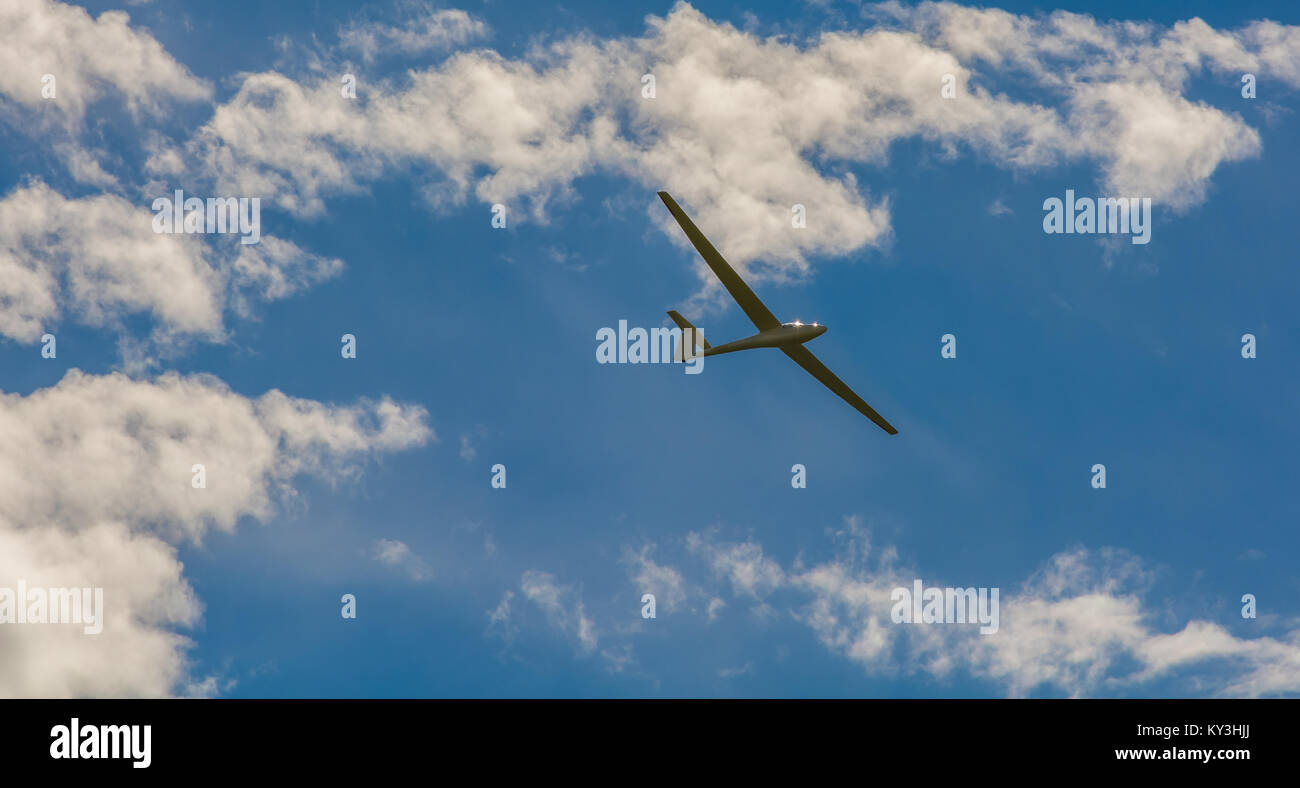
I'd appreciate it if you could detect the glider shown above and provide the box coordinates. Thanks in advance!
[658,191,898,434]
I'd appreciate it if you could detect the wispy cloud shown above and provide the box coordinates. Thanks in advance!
[369,538,432,582]
[339,6,487,63]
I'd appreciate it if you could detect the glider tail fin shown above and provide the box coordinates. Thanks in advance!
[666,310,710,361]
[666,310,711,349]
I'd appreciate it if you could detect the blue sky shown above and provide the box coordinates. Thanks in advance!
[1,0,1298,698]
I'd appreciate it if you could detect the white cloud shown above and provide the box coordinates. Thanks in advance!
[173,2,1298,306]
[0,180,220,344]
[0,180,341,352]
[684,521,1300,697]
[1242,20,1300,86]
[706,596,726,621]
[0,1,1292,330]
[687,530,785,600]
[340,6,488,63]
[369,538,432,582]
[0,370,432,697]
[51,144,119,188]
[0,0,212,187]
[622,544,688,613]
[458,434,476,462]
[0,0,210,122]
[487,590,515,641]
[229,236,344,318]
[488,522,1299,696]
[494,570,598,655]
[719,662,754,679]
[873,3,1272,209]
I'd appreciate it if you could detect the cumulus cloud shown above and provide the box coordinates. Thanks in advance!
[0,180,341,351]
[0,0,212,186]
[168,2,1298,305]
[0,370,432,697]
[874,3,1272,209]
[0,180,219,344]
[0,0,210,121]
[2,1,1295,320]
[0,0,354,302]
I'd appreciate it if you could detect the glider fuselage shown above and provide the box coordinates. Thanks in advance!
[704,322,827,357]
